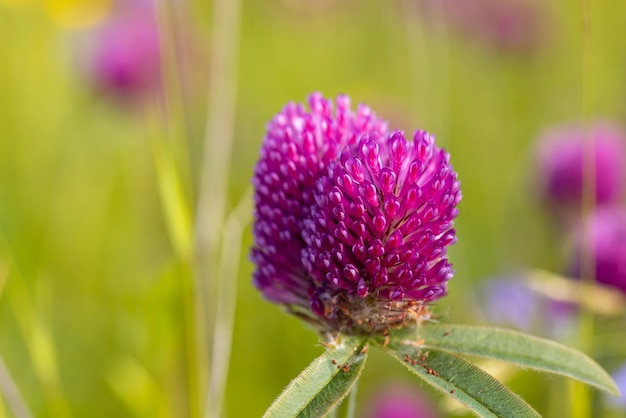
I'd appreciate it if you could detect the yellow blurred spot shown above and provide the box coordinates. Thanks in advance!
[45,0,112,29]
[0,383,6,418]
[105,357,170,418]
[0,262,8,298]
[0,0,34,9]
[0,0,33,8]
[527,269,626,316]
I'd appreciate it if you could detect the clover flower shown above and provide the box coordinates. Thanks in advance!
[302,130,461,334]
[536,122,626,209]
[252,95,460,335]
[251,93,388,316]
[570,207,626,294]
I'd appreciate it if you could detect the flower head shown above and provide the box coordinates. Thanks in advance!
[302,130,461,334]
[536,122,626,209]
[569,207,626,294]
[251,93,388,314]
[252,95,460,335]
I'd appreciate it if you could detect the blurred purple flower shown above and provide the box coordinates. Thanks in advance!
[365,382,440,418]
[90,4,162,99]
[419,0,547,54]
[482,275,577,337]
[607,362,626,408]
[536,122,626,209]
[302,130,461,334]
[570,207,626,294]
[251,93,388,318]
[483,276,537,331]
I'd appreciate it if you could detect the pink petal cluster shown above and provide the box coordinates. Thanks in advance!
[302,131,460,332]
[251,93,461,334]
[252,93,387,308]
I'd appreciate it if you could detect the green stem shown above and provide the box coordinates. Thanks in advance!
[147,105,197,417]
[345,379,358,418]
[399,0,451,139]
[0,353,33,418]
[572,0,594,417]
[193,0,242,415]
[399,0,427,125]
[6,270,72,418]
[195,0,242,252]
[151,3,199,414]
[205,191,251,418]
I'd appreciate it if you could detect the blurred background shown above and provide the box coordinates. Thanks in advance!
[1,0,626,417]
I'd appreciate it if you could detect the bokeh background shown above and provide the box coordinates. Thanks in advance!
[1,0,626,417]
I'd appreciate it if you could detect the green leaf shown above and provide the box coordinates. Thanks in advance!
[384,343,540,418]
[263,338,367,418]
[394,324,619,396]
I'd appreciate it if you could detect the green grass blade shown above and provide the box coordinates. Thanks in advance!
[150,135,192,262]
[398,324,619,396]
[263,339,367,418]
[384,344,540,418]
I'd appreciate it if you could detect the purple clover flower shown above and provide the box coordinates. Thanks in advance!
[252,94,460,335]
[536,122,626,209]
[251,93,388,317]
[570,207,626,294]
